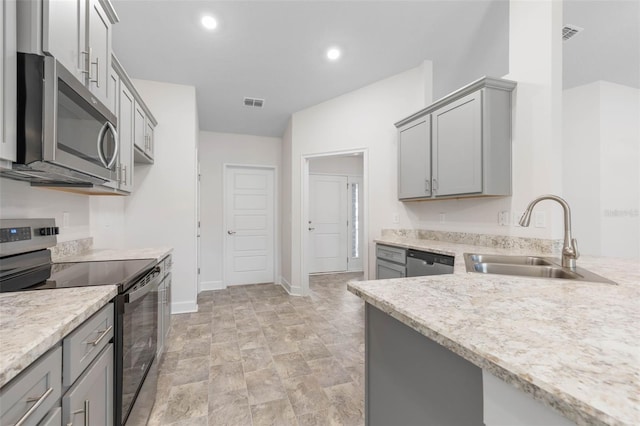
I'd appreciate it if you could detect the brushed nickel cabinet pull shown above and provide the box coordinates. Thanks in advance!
[87,325,113,346]
[14,387,53,426]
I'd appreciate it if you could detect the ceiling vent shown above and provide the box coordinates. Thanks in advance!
[562,24,584,41]
[243,97,265,108]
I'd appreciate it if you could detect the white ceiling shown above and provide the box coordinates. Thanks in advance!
[111,0,509,137]
[111,1,638,138]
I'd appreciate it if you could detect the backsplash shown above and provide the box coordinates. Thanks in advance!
[381,229,563,254]
[50,237,93,261]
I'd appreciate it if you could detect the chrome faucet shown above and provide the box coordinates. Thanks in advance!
[519,195,579,269]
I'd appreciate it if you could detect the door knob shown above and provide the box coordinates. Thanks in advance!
[227,230,236,235]
[308,227,315,231]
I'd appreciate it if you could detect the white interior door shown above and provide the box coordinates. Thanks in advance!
[224,166,275,286]
[309,174,348,273]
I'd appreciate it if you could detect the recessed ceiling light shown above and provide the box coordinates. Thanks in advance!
[201,15,217,30]
[326,47,341,61]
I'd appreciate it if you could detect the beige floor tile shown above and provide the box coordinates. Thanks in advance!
[210,341,242,366]
[245,367,288,406]
[250,398,298,426]
[172,356,210,386]
[273,352,312,379]
[307,357,352,388]
[208,389,252,426]
[153,273,365,426]
[209,362,246,394]
[297,337,332,361]
[283,374,331,417]
[163,381,209,424]
[241,346,274,373]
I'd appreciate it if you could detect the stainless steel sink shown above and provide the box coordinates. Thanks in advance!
[467,254,554,266]
[463,253,616,284]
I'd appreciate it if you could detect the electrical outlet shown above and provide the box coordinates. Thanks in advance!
[62,212,70,228]
[439,213,446,223]
[498,211,510,226]
[392,213,400,224]
[534,211,546,228]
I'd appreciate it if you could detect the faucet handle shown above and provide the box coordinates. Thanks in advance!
[572,238,580,259]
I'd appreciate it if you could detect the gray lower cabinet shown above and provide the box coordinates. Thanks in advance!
[39,406,62,425]
[375,244,406,279]
[0,346,62,425]
[395,76,516,201]
[62,344,114,426]
[366,303,483,425]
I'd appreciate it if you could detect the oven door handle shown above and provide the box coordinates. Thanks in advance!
[125,277,159,304]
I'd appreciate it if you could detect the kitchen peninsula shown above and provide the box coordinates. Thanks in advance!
[348,236,640,426]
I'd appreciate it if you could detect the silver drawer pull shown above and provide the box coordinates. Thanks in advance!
[14,387,53,426]
[87,325,113,346]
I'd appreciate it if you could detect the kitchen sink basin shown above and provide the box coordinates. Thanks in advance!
[463,253,617,284]
[472,263,582,279]
[466,254,554,266]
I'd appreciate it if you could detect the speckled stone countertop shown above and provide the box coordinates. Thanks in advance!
[0,286,117,388]
[350,237,640,425]
[53,246,173,263]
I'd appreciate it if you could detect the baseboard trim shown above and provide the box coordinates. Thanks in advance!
[171,301,198,314]
[279,276,303,296]
[199,280,224,292]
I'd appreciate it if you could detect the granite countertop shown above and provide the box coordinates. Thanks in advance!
[54,246,173,263]
[0,286,118,388]
[349,237,640,425]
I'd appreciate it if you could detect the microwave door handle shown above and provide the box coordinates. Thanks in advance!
[96,122,119,169]
[105,122,119,169]
[96,122,109,167]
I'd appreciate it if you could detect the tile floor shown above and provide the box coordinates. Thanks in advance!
[148,272,365,426]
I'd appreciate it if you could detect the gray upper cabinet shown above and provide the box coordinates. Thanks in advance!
[18,0,118,107]
[395,77,516,201]
[133,99,156,164]
[1,0,17,165]
[432,91,483,197]
[398,117,431,200]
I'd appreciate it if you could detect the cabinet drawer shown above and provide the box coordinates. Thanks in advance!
[63,303,114,387]
[0,346,62,426]
[376,245,406,265]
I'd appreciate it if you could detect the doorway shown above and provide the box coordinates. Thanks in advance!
[304,152,367,284]
[223,165,276,286]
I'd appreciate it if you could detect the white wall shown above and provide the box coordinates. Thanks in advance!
[309,155,363,176]
[564,81,640,258]
[123,79,199,313]
[281,120,293,290]
[287,63,429,294]
[199,131,282,290]
[0,179,91,242]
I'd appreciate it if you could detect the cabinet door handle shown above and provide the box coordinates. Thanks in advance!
[15,387,54,426]
[71,400,90,426]
[433,178,438,192]
[425,179,431,193]
[90,56,100,87]
[123,164,127,185]
[87,325,113,346]
[80,49,91,78]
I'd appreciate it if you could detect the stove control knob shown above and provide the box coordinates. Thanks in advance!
[39,227,60,236]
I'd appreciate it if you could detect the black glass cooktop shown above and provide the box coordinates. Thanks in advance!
[1,259,156,293]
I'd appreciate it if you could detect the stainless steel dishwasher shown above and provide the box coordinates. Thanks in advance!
[406,249,454,276]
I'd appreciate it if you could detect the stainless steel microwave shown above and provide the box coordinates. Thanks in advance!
[8,53,118,185]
